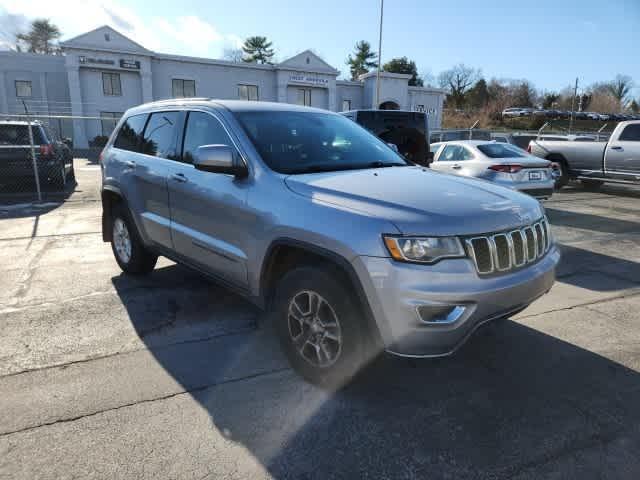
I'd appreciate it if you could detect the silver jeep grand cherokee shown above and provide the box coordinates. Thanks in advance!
[101,99,559,387]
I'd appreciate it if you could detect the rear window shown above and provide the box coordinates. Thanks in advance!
[477,143,526,158]
[0,124,46,146]
[114,114,148,152]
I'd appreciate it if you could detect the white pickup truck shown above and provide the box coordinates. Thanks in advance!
[528,120,640,188]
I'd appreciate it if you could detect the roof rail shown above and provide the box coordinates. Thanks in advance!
[146,97,212,105]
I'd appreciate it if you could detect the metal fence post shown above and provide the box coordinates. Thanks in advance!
[27,119,42,203]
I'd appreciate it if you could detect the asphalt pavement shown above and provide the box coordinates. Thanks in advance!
[1,159,640,479]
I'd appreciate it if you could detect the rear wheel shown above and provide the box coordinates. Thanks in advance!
[273,266,376,388]
[50,163,67,189]
[110,205,157,274]
[552,159,569,189]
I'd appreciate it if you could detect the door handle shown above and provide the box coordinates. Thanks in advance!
[124,160,136,168]
[452,164,462,169]
[610,146,623,151]
[170,173,188,183]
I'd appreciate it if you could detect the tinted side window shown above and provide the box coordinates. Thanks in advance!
[141,111,180,159]
[114,114,148,152]
[619,124,640,141]
[182,111,234,164]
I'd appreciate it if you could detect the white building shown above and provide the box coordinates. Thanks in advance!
[0,25,445,148]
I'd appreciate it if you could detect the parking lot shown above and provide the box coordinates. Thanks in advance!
[1,158,640,479]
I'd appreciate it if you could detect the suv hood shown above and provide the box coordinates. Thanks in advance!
[285,166,544,236]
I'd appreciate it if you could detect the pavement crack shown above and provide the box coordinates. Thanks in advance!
[0,367,290,437]
[0,325,259,379]
[516,289,640,320]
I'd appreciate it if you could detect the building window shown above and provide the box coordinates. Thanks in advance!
[100,112,123,137]
[341,99,351,111]
[238,84,258,101]
[102,72,122,96]
[15,80,32,98]
[296,88,311,106]
[415,104,425,112]
[172,79,196,98]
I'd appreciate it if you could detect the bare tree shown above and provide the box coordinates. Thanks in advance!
[606,74,633,112]
[438,64,481,108]
[223,48,244,62]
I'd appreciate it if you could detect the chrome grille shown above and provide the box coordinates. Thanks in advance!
[465,218,552,275]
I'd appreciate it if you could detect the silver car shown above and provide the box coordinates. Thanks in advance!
[101,100,559,387]
[431,140,555,199]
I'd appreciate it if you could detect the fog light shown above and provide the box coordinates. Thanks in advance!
[417,305,466,324]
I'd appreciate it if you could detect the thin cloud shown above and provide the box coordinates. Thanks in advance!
[0,0,242,58]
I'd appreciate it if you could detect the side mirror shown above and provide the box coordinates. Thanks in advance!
[387,142,399,153]
[194,144,248,178]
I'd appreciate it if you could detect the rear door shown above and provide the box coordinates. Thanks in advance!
[167,110,250,288]
[605,123,640,177]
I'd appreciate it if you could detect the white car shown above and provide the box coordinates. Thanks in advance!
[502,107,527,118]
[430,140,555,199]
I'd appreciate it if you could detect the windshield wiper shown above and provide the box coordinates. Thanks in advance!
[291,164,346,174]
[363,161,406,169]
[290,161,407,174]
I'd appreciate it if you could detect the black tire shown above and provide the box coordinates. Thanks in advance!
[580,179,604,190]
[273,266,376,389]
[50,163,67,189]
[68,162,76,184]
[110,204,158,275]
[553,159,569,189]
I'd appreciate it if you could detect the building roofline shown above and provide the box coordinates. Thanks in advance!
[408,85,448,94]
[0,51,66,61]
[359,71,412,80]
[61,25,152,53]
[153,52,276,70]
[336,80,363,86]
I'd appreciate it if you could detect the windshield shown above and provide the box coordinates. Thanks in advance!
[236,111,409,174]
[477,143,527,158]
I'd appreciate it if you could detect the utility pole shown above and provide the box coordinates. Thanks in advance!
[569,77,578,135]
[375,0,384,109]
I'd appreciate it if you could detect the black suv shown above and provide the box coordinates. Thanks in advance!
[0,120,74,190]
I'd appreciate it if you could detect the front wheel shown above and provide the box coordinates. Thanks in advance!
[273,266,377,388]
[110,205,158,275]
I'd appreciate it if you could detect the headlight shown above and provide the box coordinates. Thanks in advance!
[383,235,466,264]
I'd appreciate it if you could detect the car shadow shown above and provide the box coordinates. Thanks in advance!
[555,243,640,287]
[112,266,640,478]
[546,207,640,235]
[0,182,75,219]
[561,183,640,200]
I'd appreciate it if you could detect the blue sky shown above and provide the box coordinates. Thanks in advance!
[1,0,638,96]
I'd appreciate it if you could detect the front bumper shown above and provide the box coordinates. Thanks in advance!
[352,246,560,357]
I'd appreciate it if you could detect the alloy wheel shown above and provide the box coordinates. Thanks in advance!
[287,290,343,368]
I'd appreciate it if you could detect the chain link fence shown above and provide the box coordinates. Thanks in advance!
[1,113,111,202]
